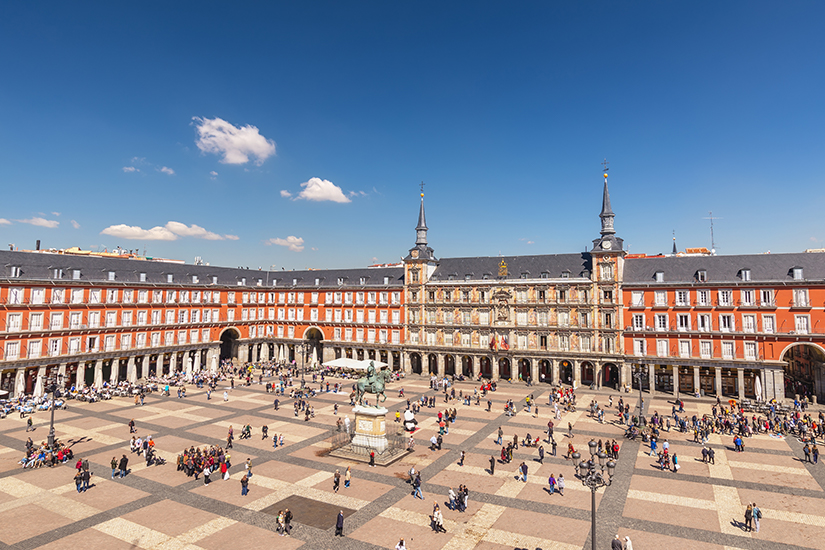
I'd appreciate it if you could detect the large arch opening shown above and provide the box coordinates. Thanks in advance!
[220,328,241,361]
[303,327,324,367]
[428,354,438,375]
[518,358,530,381]
[559,360,573,385]
[480,357,492,379]
[540,359,552,383]
[781,343,825,400]
[499,358,511,380]
[461,356,473,377]
[410,353,422,375]
[444,355,456,376]
[602,363,619,389]
[581,361,595,385]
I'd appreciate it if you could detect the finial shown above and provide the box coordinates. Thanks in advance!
[419,181,425,197]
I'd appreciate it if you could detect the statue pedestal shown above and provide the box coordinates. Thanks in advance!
[351,405,388,452]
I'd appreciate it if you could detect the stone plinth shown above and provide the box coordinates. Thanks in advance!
[351,405,388,452]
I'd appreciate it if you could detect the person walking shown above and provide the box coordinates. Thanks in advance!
[611,535,623,550]
[459,450,465,466]
[118,455,129,478]
[26,416,33,432]
[557,474,565,496]
[345,466,351,488]
[81,468,91,492]
[333,469,341,493]
[111,457,118,479]
[548,473,556,494]
[744,503,753,532]
[519,461,528,482]
[335,510,344,536]
[489,455,496,475]
[433,505,445,533]
[240,474,249,496]
[538,445,545,464]
[496,426,503,445]
[413,473,423,499]
[448,487,457,510]
[369,450,376,467]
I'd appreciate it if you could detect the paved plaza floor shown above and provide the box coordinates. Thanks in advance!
[1,375,823,550]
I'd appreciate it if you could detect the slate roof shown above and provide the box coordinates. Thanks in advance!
[0,250,404,288]
[624,252,825,284]
[428,253,593,282]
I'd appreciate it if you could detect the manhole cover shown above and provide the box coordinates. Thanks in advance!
[261,494,356,530]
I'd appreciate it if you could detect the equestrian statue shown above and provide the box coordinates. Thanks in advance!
[356,361,392,406]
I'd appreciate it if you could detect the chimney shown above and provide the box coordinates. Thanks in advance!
[36,240,41,251]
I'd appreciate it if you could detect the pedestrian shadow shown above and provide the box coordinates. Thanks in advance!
[730,519,749,532]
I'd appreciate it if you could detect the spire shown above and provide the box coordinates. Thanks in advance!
[672,231,677,255]
[415,183,428,246]
[599,163,615,236]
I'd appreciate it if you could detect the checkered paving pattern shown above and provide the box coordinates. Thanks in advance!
[0,376,823,550]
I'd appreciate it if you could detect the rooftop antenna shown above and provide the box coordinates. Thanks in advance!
[703,211,722,255]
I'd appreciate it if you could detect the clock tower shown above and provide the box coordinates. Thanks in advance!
[592,166,624,253]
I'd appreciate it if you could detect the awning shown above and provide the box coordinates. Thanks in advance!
[321,358,388,370]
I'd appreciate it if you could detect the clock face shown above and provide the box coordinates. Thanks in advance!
[602,240,612,250]
[411,249,419,258]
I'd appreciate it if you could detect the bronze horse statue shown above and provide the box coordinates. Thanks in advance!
[355,363,392,406]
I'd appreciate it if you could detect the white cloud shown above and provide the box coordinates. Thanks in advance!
[280,190,292,198]
[192,116,276,165]
[160,166,175,175]
[0,218,11,225]
[51,212,61,217]
[209,171,218,178]
[295,177,351,203]
[101,224,177,241]
[122,166,138,173]
[70,220,81,229]
[265,236,305,252]
[100,221,237,241]
[19,217,59,228]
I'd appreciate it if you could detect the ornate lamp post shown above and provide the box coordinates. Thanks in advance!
[577,439,616,550]
[42,373,64,448]
[295,342,308,388]
[633,369,645,418]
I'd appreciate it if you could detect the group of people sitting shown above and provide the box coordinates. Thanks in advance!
[18,438,74,469]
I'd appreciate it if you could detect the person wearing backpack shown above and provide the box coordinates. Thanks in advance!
[752,502,762,533]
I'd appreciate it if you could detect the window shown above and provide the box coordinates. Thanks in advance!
[795,315,810,334]
[653,291,666,306]
[72,269,81,280]
[167,274,173,283]
[697,270,707,282]
[793,289,809,307]
[107,289,119,303]
[4,341,20,360]
[51,288,65,304]
[69,312,82,329]
[71,289,84,304]
[631,291,644,307]
[600,264,613,280]
[139,272,147,282]
[721,341,734,359]
[153,290,163,303]
[123,289,134,303]
[697,314,710,332]
[106,271,115,281]
[719,314,734,332]
[28,339,42,358]
[516,311,527,326]
[558,310,569,327]
[632,314,644,330]
[106,311,118,327]
[679,340,691,358]
[561,271,570,279]
[741,269,751,281]
[633,339,646,356]
[557,289,567,302]
[30,288,45,304]
[88,312,100,328]
[559,334,570,351]
[137,311,147,325]
[740,289,755,306]
[675,290,689,307]
[655,314,668,331]
[677,314,690,331]
[654,271,664,282]
[742,314,756,333]
[717,290,732,307]
[793,267,804,280]
[657,339,668,357]
[760,289,774,307]
[762,314,775,334]
[700,341,712,358]
[741,341,756,360]
[86,337,97,352]
[602,289,613,303]
[50,313,63,330]
[48,339,61,357]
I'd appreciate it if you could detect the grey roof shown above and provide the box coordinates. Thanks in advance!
[428,253,593,282]
[0,250,403,288]
[624,252,825,284]
[600,180,614,217]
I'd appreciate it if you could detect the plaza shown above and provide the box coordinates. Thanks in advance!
[1,371,823,550]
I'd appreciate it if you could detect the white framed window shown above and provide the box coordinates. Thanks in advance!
[697,290,711,307]
[677,314,690,331]
[795,315,810,334]
[136,333,147,348]
[88,312,100,328]
[29,313,43,331]
[4,341,20,360]
[30,288,45,304]
[600,263,613,280]
[717,290,733,307]
[793,289,809,307]
[653,291,666,307]
[700,340,712,359]
[48,338,61,357]
[655,314,668,331]
[68,337,81,354]
[675,290,689,307]
[760,289,774,307]
[744,342,757,360]
[762,314,775,334]
[632,314,644,330]
[721,341,734,359]
[151,332,161,347]
[719,314,734,332]
[6,313,22,332]
[697,314,710,332]
[50,313,63,330]
[678,340,691,358]
[51,288,65,304]
[656,339,668,357]
[742,314,756,333]
[106,311,118,327]
[633,339,646,356]
[631,291,644,307]
[71,288,84,304]
[740,289,755,306]
[28,339,42,358]
[107,289,119,303]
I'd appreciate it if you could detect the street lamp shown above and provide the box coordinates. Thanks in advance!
[42,373,64,448]
[577,439,616,550]
[295,342,308,388]
[633,369,645,418]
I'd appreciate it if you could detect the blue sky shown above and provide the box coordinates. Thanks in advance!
[0,2,823,269]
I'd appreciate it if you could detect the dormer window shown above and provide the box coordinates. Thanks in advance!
[654,271,664,283]
[520,273,528,279]
[167,273,174,283]
[447,274,455,281]
[257,278,262,286]
[540,272,549,279]
[337,277,344,285]
[192,275,199,284]
[72,269,81,280]
[9,266,21,278]
[792,267,803,280]
[53,268,64,279]
[360,277,366,285]
[315,278,320,286]
[561,271,570,279]
[384,276,390,285]
[239,277,246,286]
[108,271,116,281]
[740,269,751,282]
[482,274,490,280]
[212,275,218,284]
[293,278,298,286]
[465,274,472,281]
[140,272,147,282]
[697,270,707,282]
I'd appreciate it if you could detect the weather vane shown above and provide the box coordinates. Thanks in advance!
[420,181,425,196]
[601,158,609,172]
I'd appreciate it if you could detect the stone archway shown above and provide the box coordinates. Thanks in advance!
[428,354,438,375]
[581,361,595,385]
[781,343,825,400]
[559,360,573,385]
[444,355,456,376]
[220,328,241,361]
[410,353,422,375]
[539,359,552,383]
[462,356,473,377]
[602,363,620,389]
[480,357,492,379]
[518,358,530,381]
[499,358,511,380]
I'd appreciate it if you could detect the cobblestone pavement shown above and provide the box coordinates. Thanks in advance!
[0,376,823,550]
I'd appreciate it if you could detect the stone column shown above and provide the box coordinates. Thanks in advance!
[157,354,165,376]
[76,363,85,388]
[141,356,149,379]
[260,343,269,361]
[552,360,560,386]
[693,366,700,397]
[531,360,540,385]
[737,368,745,400]
[437,354,445,378]
[94,359,104,388]
[672,365,679,396]
[648,364,656,395]
[169,352,177,374]
[58,362,67,382]
[127,356,137,383]
[472,355,480,379]
[573,360,581,389]
[193,351,201,373]
[185,353,193,376]
[594,363,602,389]
[715,366,723,397]
[491,355,500,381]
[34,366,46,396]
[619,363,628,390]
